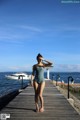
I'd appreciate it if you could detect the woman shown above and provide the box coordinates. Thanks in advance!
[31,53,52,112]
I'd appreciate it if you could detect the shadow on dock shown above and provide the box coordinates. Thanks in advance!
[0,90,19,110]
[0,85,29,110]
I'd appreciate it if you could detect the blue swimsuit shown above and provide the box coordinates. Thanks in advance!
[33,66,45,84]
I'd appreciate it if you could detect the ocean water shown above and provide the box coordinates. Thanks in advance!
[0,72,80,97]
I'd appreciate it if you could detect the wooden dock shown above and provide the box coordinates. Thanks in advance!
[0,80,80,120]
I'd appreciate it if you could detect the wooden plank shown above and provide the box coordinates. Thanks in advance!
[0,80,80,120]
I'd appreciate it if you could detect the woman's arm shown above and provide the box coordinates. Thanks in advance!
[42,59,53,67]
[31,65,35,86]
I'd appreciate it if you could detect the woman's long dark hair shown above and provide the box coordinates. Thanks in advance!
[36,53,43,60]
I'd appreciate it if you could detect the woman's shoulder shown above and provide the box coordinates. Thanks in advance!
[33,64,37,68]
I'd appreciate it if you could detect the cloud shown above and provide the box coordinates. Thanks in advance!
[47,24,80,35]
[51,52,80,64]
[8,64,32,71]
[0,24,42,43]
[18,25,42,32]
[1,63,80,72]
[54,64,80,72]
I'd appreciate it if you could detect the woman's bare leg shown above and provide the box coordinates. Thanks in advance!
[33,81,39,112]
[39,81,45,112]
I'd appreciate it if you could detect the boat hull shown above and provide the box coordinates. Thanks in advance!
[5,73,31,80]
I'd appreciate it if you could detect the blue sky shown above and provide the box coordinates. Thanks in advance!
[0,0,80,72]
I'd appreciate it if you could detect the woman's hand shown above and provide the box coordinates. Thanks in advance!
[42,59,53,67]
[31,74,34,87]
[30,80,33,87]
[39,57,44,61]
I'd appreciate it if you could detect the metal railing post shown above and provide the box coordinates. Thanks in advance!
[56,74,60,86]
[18,75,24,89]
[21,76,23,89]
[56,78,57,86]
[68,76,70,99]
[68,76,74,99]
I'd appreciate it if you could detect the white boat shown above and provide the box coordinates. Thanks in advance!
[5,72,31,80]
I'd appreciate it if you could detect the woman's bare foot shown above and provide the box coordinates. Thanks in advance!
[36,105,39,112]
[39,107,44,112]
[36,108,39,112]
